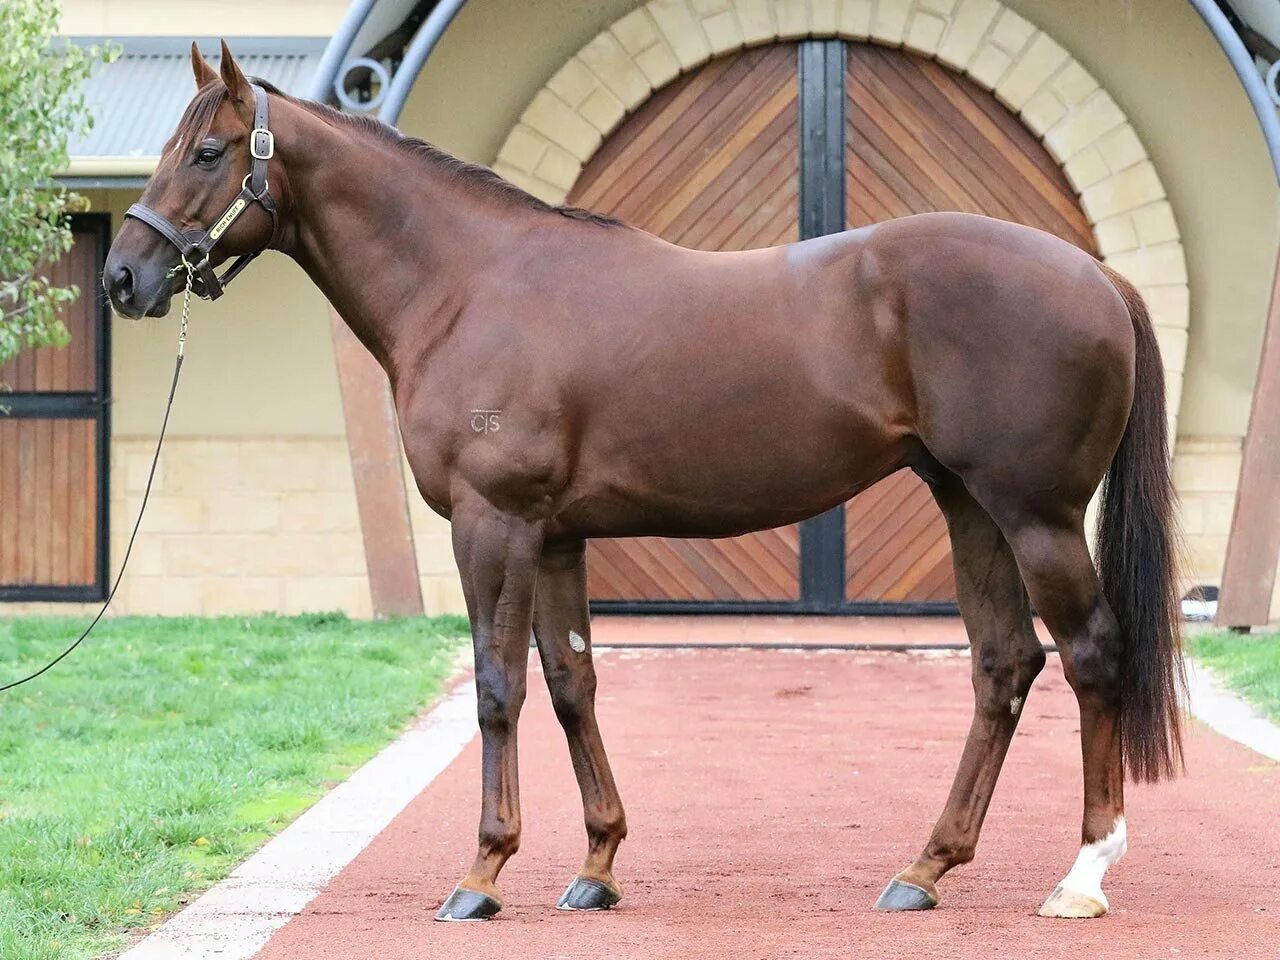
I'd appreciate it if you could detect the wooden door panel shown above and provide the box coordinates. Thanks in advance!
[571,44,802,602]
[0,218,108,599]
[0,418,98,588]
[843,44,1095,604]
[0,240,100,392]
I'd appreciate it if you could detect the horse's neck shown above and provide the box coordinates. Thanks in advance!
[280,109,520,376]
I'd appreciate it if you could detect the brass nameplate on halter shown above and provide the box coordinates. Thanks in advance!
[209,198,248,240]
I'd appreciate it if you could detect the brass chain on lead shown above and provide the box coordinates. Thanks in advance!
[177,257,194,357]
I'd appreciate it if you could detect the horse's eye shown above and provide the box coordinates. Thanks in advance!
[196,147,221,166]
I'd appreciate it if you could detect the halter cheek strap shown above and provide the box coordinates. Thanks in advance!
[125,82,281,301]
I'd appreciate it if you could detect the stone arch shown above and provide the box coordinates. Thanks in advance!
[494,0,1190,427]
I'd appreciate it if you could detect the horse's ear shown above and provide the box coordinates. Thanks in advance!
[191,42,217,90]
[218,40,255,125]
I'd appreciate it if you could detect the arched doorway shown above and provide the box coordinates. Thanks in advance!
[570,38,1095,612]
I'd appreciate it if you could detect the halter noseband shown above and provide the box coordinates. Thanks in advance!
[125,82,281,301]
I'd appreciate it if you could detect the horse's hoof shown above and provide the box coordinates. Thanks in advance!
[435,886,502,921]
[1038,885,1108,919]
[874,878,938,912]
[556,876,622,911]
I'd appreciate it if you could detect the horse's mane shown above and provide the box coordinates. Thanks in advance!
[178,78,624,228]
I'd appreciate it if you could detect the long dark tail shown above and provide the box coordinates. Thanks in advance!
[1097,264,1186,783]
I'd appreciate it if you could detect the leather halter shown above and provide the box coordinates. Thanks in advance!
[125,82,280,301]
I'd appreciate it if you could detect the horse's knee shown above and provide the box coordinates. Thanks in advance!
[475,664,526,734]
[547,670,597,731]
[975,635,1044,714]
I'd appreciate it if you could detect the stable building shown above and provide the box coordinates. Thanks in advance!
[4,0,1278,622]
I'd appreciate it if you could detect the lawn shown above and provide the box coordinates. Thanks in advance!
[1189,630,1280,723]
[0,613,469,960]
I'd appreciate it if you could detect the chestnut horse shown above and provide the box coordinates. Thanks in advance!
[106,44,1184,922]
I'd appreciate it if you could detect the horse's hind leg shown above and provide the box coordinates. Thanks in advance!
[997,513,1127,919]
[532,539,627,911]
[876,473,1045,911]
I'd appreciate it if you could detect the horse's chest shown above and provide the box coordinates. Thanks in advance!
[400,439,452,518]
[398,401,569,522]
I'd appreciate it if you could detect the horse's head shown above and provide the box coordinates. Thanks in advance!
[105,42,286,318]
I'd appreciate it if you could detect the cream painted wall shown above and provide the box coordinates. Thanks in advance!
[84,190,345,439]
[397,0,1279,441]
[60,0,349,36]
[1003,0,1278,438]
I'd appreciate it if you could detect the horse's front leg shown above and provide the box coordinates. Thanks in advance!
[435,500,544,922]
[532,539,627,911]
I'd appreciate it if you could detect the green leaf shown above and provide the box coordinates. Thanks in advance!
[0,0,116,366]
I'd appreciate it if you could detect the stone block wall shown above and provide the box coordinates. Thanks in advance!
[4,437,465,619]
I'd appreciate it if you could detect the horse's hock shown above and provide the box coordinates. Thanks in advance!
[495,0,1190,430]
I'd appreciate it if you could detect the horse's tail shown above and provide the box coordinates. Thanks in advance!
[1096,263,1185,783]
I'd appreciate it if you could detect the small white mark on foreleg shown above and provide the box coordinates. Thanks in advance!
[1010,696,1023,716]
[568,630,586,653]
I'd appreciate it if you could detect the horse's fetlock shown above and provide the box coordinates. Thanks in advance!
[479,821,521,858]
[939,842,976,868]
[587,806,627,845]
[923,838,975,871]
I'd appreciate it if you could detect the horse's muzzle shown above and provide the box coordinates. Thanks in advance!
[104,250,177,319]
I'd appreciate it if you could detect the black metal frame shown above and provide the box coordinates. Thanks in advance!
[797,39,850,611]
[590,598,959,616]
[0,213,112,603]
[590,41,958,618]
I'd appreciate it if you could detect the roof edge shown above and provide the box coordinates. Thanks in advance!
[62,156,158,177]
[61,36,331,54]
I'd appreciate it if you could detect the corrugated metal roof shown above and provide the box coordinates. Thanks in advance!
[66,38,325,162]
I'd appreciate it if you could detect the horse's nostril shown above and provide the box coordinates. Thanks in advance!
[110,264,135,304]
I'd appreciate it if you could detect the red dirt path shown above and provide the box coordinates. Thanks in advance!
[591,614,977,648]
[256,639,1279,960]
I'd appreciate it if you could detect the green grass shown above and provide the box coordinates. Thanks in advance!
[0,613,469,960]
[1189,630,1280,723]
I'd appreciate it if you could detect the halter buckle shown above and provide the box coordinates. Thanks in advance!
[250,127,275,160]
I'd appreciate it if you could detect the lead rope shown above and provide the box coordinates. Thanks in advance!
[1,260,195,693]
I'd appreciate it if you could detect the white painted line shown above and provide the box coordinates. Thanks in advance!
[1186,657,1280,763]
[119,681,478,960]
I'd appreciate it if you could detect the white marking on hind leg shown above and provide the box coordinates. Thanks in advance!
[1054,816,1127,910]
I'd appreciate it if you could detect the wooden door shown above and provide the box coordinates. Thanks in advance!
[0,216,111,600]
[570,44,802,602]
[841,44,1095,605]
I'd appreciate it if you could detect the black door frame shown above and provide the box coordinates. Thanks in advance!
[590,41,956,617]
[796,39,850,613]
[0,213,113,602]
